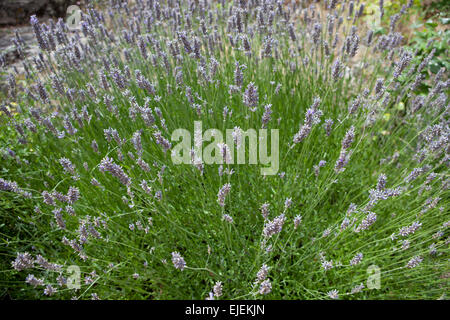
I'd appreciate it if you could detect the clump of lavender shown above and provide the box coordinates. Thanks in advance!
[2,0,448,301]
[234,61,243,89]
[67,186,80,204]
[284,198,293,212]
[217,142,232,164]
[331,59,343,81]
[53,208,66,229]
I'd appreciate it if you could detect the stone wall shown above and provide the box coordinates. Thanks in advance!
[0,0,73,26]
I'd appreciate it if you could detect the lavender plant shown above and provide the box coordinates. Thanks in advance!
[0,0,448,300]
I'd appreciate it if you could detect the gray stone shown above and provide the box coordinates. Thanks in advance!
[0,25,38,66]
[0,0,72,26]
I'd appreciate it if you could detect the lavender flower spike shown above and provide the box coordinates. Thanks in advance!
[171,252,186,271]
[217,183,231,207]
[99,157,131,186]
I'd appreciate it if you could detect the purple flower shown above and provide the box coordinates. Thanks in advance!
[30,15,48,50]
[260,203,270,220]
[213,281,223,297]
[99,157,131,186]
[44,284,57,296]
[334,149,352,173]
[324,119,334,136]
[234,61,243,88]
[11,252,34,271]
[171,252,186,271]
[331,59,342,81]
[67,186,80,204]
[294,215,302,229]
[350,253,363,266]
[406,256,423,269]
[293,98,323,145]
[53,208,66,229]
[25,274,44,287]
[153,131,171,153]
[59,158,78,178]
[217,183,231,207]
[256,264,269,282]
[398,221,422,237]
[263,214,286,238]
[327,289,339,300]
[132,130,143,155]
[222,214,233,223]
[354,212,377,233]
[342,126,355,150]
[259,279,272,295]
[322,260,333,271]
[243,82,259,110]
[261,104,272,128]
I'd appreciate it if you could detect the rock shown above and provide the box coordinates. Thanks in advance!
[0,25,38,66]
[0,0,81,94]
[0,24,40,94]
[0,0,73,26]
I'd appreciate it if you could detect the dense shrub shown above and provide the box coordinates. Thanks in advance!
[0,0,448,299]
